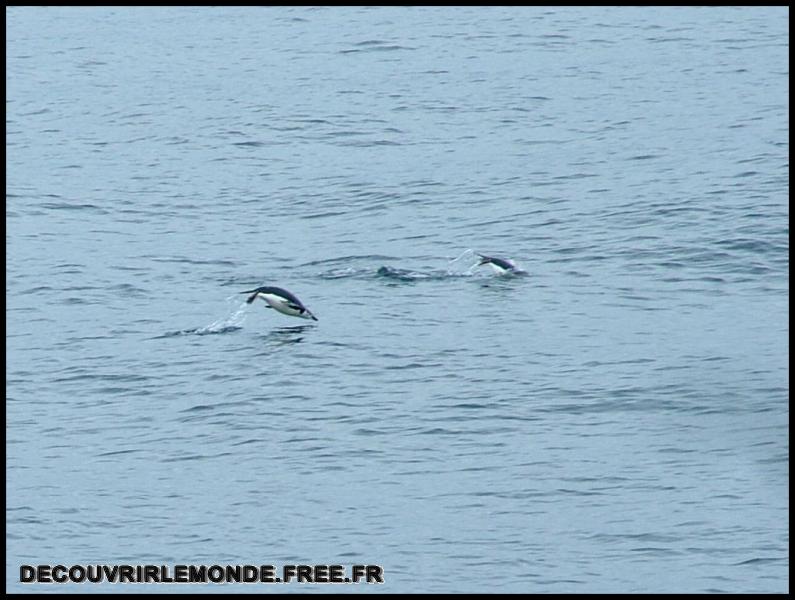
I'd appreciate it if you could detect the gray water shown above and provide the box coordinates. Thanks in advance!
[6,6,789,594]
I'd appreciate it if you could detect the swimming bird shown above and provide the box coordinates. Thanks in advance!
[242,286,318,321]
[377,265,418,281]
[476,253,524,275]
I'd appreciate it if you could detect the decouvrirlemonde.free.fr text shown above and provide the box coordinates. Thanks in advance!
[20,564,384,584]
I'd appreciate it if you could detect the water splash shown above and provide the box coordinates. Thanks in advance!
[311,249,525,283]
[447,248,479,275]
[195,298,248,334]
[155,298,248,338]
[318,266,371,279]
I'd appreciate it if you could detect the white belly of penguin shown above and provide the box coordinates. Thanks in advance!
[259,293,303,317]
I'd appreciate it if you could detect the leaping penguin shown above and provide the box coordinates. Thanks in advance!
[476,253,526,275]
[242,286,318,321]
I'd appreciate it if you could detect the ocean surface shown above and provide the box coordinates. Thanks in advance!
[6,6,789,594]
